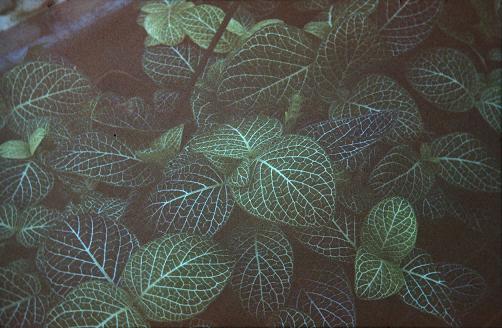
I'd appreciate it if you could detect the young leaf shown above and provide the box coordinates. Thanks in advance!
[16,206,60,248]
[0,140,31,159]
[476,85,501,133]
[232,135,337,228]
[430,133,501,192]
[362,196,417,262]
[136,124,184,165]
[355,246,405,300]
[39,214,139,295]
[230,225,293,320]
[407,48,480,112]
[0,203,17,242]
[27,127,46,155]
[47,132,156,188]
[46,281,148,328]
[121,233,234,322]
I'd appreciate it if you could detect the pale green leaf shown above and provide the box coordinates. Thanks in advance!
[136,124,184,164]
[476,85,501,132]
[28,127,46,155]
[0,203,17,242]
[142,0,193,45]
[0,140,31,159]
[303,20,331,39]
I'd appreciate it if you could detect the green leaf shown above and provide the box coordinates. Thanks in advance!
[415,185,449,222]
[230,225,293,320]
[16,206,59,248]
[407,48,480,112]
[1,60,95,134]
[303,20,330,39]
[218,23,318,111]
[121,233,233,322]
[476,85,501,133]
[0,140,31,159]
[355,246,405,300]
[369,145,436,202]
[47,132,156,188]
[27,127,46,155]
[65,193,128,221]
[232,135,337,228]
[362,196,417,261]
[400,249,459,326]
[136,124,184,165]
[181,4,245,53]
[0,159,54,208]
[190,116,283,159]
[430,133,501,192]
[46,281,148,328]
[0,203,17,242]
[330,75,423,143]
[270,308,315,328]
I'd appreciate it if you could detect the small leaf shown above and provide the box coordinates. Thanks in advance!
[0,203,17,242]
[28,127,46,155]
[136,124,184,164]
[0,140,31,159]
[476,85,501,133]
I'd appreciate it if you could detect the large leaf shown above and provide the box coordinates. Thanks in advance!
[218,23,318,111]
[400,249,459,326]
[369,145,436,202]
[191,116,283,159]
[147,158,234,236]
[354,246,405,300]
[46,281,148,328]
[47,132,156,187]
[476,85,501,133]
[0,203,17,241]
[377,0,443,55]
[0,268,46,328]
[232,135,337,228]
[1,60,95,134]
[0,159,54,208]
[407,48,480,112]
[293,269,356,327]
[429,133,501,192]
[361,196,417,262]
[16,206,60,248]
[330,75,423,142]
[120,233,233,322]
[301,111,394,170]
[39,214,139,295]
[270,308,315,328]
[230,225,293,320]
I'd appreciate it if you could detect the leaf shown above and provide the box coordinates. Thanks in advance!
[47,132,156,188]
[304,20,331,39]
[488,48,502,61]
[0,140,32,159]
[218,23,318,111]
[191,116,283,159]
[230,225,293,320]
[377,0,443,55]
[400,249,459,326]
[46,281,148,328]
[1,60,95,134]
[429,133,501,192]
[16,206,60,248]
[362,196,417,262]
[301,111,394,171]
[476,85,501,133]
[0,203,17,242]
[232,135,337,228]
[121,233,233,322]
[407,48,480,112]
[355,246,405,300]
[143,44,202,88]
[28,127,46,155]
[330,75,423,143]
[314,13,383,99]
[66,193,128,221]
[181,4,245,53]
[293,269,356,327]
[0,159,54,208]
[136,124,184,165]
[415,185,449,222]
[369,145,436,202]
[270,308,315,328]
[147,158,234,236]
[39,214,139,295]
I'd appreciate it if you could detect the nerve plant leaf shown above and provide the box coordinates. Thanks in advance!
[355,246,405,300]
[47,132,156,188]
[407,48,480,112]
[39,214,139,295]
[230,225,293,320]
[476,85,501,133]
[369,145,436,202]
[362,196,417,262]
[330,75,423,143]
[121,233,233,322]
[0,140,31,159]
[0,159,54,208]
[377,0,443,55]
[429,133,501,192]
[65,192,128,221]
[218,23,318,111]
[147,158,234,236]
[46,281,148,328]
[0,268,46,328]
[232,135,337,228]
[1,60,95,134]
[136,124,184,165]
[0,203,17,242]
[270,308,315,328]
[301,111,394,171]
[400,249,459,326]
[16,206,60,248]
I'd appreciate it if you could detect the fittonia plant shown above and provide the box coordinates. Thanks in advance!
[0,0,500,327]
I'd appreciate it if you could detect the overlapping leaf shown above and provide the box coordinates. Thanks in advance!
[0,203,17,241]
[476,85,501,133]
[136,124,184,165]
[65,193,128,221]
[121,233,233,322]
[271,308,315,328]
[16,206,60,248]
